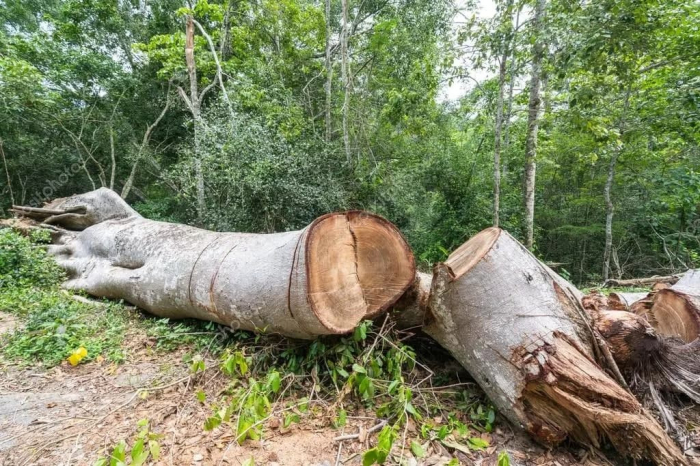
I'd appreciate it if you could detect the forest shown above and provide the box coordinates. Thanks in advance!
[1,1,700,465]
[1,0,698,285]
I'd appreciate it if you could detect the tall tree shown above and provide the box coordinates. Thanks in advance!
[523,0,546,250]
[340,0,351,165]
[492,0,515,227]
[180,15,207,222]
[324,0,333,142]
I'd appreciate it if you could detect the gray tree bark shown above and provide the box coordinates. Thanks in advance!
[14,188,416,340]
[501,6,521,164]
[523,0,545,250]
[179,15,213,224]
[422,227,686,465]
[324,0,333,143]
[492,0,514,227]
[340,0,351,165]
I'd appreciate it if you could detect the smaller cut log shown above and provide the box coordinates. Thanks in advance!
[424,228,686,465]
[607,292,649,311]
[647,269,700,343]
[604,274,682,288]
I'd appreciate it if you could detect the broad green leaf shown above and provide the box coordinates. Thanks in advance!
[410,440,425,458]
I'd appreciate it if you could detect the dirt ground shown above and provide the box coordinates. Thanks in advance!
[0,312,618,466]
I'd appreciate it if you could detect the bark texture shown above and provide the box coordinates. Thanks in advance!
[15,189,416,339]
[423,228,687,465]
[324,0,333,142]
[522,0,545,250]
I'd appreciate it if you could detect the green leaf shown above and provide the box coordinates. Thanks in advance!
[405,402,421,420]
[362,448,379,466]
[204,416,222,431]
[268,371,281,393]
[110,440,127,466]
[241,457,255,466]
[149,440,161,461]
[298,397,309,413]
[410,440,425,458]
[131,438,149,466]
[467,437,490,450]
[441,439,470,455]
[352,363,366,374]
[283,413,300,428]
[498,450,511,466]
[196,390,206,403]
[333,409,347,428]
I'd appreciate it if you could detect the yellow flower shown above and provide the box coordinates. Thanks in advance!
[67,347,88,366]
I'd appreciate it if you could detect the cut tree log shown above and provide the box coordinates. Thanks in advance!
[647,269,700,343]
[13,188,416,339]
[10,190,692,464]
[604,274,682,288]
[607,292,649,311]
[424,227,687,465]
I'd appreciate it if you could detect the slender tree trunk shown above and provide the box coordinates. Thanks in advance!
[493,0,514,226]
[184,15,206,222]
[502,7,520,162]
[493,54,506,227]
[602,160,616,282]
[219,0,233,60]
[0,138,14,206]
[109,129,116,190]
[603,86,632,281]
[324,0,333,143]
[523,0,546,250]
[340,0,351,165]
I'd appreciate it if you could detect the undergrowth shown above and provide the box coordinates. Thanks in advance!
[0,228,228,366]
[196,319,497,465]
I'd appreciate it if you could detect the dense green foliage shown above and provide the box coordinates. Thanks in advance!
[1,0,698,283]
[0,230,127,364]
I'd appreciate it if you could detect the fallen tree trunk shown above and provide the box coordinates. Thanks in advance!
[13,188,416,339]
[604,274,682,288]
[423,228,686,465]
[647,269,700,343]
[11,190,690,463]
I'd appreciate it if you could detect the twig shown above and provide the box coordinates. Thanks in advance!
[333,419,387,441]
[335,440,343,466]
